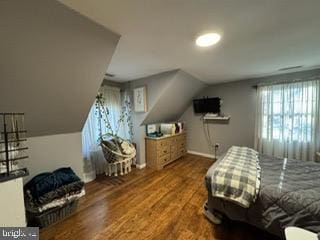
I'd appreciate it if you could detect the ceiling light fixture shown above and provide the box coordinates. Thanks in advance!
[196,33,221,47]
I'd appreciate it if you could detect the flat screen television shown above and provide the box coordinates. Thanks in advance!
[193,97,221,114]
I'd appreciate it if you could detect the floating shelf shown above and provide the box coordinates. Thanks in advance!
[203,115,231,121]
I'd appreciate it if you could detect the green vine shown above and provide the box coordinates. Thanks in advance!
[95,93,134,143]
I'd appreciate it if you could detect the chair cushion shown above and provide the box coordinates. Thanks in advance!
[119,140,135,155]
[101,139,119,152]
[101,139,123,163]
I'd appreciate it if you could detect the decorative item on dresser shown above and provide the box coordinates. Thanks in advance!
[145,132,186,170]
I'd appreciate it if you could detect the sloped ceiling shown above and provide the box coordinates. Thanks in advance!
[59,0,320,83]
[129,70,206,126]
[142,70,206,125]
[127,70,206,165]
[0,0,120,137]
[129,70,178,126]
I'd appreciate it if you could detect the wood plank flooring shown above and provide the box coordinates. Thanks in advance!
[40,154,277,240]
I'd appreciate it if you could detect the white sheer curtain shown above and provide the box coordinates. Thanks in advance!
[255,79,320,161]
[82,86,129,180]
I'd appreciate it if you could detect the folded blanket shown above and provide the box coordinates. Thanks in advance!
[210,146,261,208]
[26,189,85,213]
[24,167,82,202]
[36,181,84,204]
[25,180,84,205]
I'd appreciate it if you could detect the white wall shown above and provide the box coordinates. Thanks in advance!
[25,132,83,182]
[0,178,26,227]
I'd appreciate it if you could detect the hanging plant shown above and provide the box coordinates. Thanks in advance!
[95,92,134,143]
[124,98,134,141]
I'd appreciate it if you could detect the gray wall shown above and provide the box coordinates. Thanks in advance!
[101,79,126,89]
[0,0,120,182]
[0,0,120,137]
[128,70,178,165]
[142,70,207,124]
[26,133,83,182]
[126,70,206,165]
[180,68,320,156]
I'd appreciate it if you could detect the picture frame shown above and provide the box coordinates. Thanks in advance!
[133,86,147,112]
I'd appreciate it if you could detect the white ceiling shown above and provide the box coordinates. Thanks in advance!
[60,0,320,83]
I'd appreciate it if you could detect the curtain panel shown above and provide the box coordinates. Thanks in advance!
[82,86,131,180]
[255,79,320,161]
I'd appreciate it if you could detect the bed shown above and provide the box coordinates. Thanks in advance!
[205,153,320,239]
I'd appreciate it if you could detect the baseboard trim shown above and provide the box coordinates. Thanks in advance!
[83,172,96,183]
[136,163,146,169]
[187,150,216,160]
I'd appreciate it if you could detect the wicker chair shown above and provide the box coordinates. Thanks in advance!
[100,137,136,176]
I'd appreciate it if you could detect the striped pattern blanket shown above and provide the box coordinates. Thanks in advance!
[210,146,261,208]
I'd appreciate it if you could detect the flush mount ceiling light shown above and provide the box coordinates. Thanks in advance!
[196,33,221,47]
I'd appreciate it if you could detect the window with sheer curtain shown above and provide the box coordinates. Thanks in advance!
[255,79,320,161]
[82,86,131,180]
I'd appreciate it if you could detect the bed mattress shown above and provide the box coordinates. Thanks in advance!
[205,154,320,238]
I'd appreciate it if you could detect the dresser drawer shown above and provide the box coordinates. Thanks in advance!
[157,139,170,148]
[177,141,186,149]
[170,137,179,144]
[178,148,187,156]
[157,145,170,157]
[172,147,186,160]
[171,151,180,161]
[145,133,186,170]
[159,154,170,165]
[170,144,178,154]
[177,134,186,142]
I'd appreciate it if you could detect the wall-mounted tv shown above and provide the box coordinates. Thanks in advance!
[193,97,221,114]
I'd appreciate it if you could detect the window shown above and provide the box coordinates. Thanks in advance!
[255,79,320,161]
[261,84,316,142]
[82,86,132,176]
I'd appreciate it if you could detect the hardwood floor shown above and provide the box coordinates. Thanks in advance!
[40,154,277,240]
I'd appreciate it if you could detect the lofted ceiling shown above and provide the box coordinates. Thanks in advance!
[59,0,320,84]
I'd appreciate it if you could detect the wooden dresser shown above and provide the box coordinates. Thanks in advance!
[145,132,187,170]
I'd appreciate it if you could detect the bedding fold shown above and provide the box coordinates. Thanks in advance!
[210,146,261,208]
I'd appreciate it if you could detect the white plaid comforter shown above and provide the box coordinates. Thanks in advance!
[210,146,261,208]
